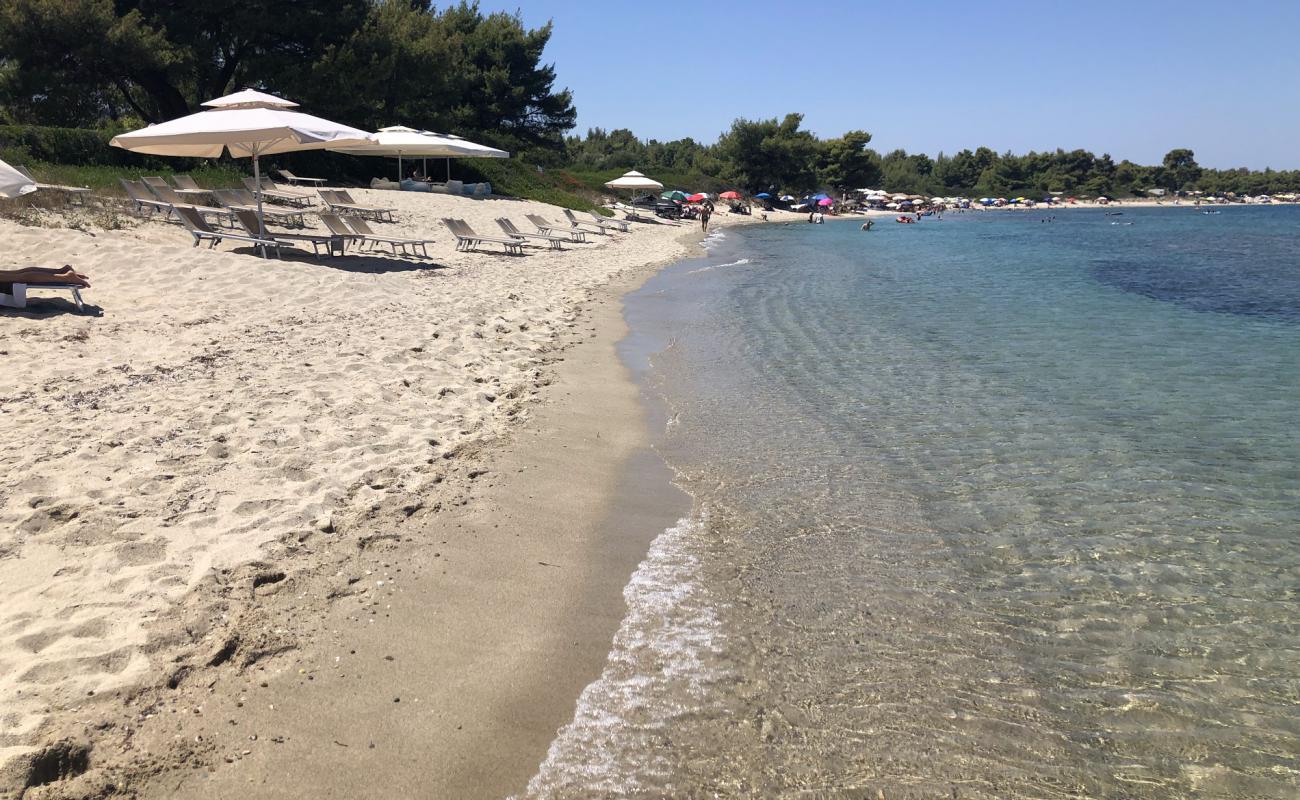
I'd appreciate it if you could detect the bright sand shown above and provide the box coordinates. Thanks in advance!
[0,189,779,795]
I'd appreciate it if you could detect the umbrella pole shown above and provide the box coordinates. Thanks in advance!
[446,158,450,182]
[398,154,403,181]
[253,152,266,240]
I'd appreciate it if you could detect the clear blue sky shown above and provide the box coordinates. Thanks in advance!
[477,0,1300,170]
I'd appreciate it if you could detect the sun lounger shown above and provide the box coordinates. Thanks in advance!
[319,190,395,223]
[524,214,589,242]
[243,176,314,207]
[588,209,630,232]
[212,190,308,228]
[277,169,326,186]
[564,208,622,234]
[15,165,91,204]
[146,174,211,202]
[232,209,342,259]
[173,205,292,258]
[321,214,432,257]
[0,281,85,311]
[442,218,524,255]
[120,179,176,218]
[142,175,206,202]
[147,184,238,227]
[495,218,565,250]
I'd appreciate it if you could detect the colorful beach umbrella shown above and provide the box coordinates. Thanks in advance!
[779,194,795,202]
[661,190,689,201]
[817,198,833,206]
[719,190,742,200]
[755,192,771,199]
[687,192,708,202]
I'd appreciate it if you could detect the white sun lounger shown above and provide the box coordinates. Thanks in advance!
[495,218,565,249]
[277,169,326,186]
[442,218,524,255]
[15,165,90,204]
[524,214,589,242]
[232,209,342,259]
[0,282,85,311]
[564,208,619,234]
[174,205,293,258]
[588,209,630,232]
[320,214,432,257]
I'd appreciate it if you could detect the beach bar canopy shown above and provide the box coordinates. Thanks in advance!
[330,125,508,179]
[0,158,36,198]
[110,89,374,234]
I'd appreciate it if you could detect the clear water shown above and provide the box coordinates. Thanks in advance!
[527,207,1300,798]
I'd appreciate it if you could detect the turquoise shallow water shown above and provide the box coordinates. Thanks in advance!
[527,207,1300,798]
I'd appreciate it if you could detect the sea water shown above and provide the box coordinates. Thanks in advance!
[527,207,1300,798]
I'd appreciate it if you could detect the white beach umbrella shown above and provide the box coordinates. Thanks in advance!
[110,89,374,234]
[604,170,664,208]
[331,125,509,180]
[0,158,36,198]
[604,170,664,191]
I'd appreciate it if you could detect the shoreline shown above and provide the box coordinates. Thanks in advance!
[0,194,743,797]
[132,259,693,799]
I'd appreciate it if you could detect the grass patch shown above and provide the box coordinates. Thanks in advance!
[10,162,251,195]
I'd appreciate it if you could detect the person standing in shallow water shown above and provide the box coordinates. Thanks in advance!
[700,205,712,233]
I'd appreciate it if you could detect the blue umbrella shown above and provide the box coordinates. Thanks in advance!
[811,192,830,201]
[755,192,771,199]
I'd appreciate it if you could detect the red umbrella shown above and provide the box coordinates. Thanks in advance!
[817,197,833,206]
[687,193,707,202]
[719,190,742,200]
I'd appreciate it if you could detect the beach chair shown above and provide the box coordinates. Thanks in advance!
[174,205,292,258]
[243,176,314,207]
[319,190,395,223]
[0,280,85,311]
[168,174,219,202]
[324,214,433,257]
[276,169,326,186]
[524,213,589,242]
[564,208,619,234]
[15,165,91,205]
[147,184,238,228]
[212,189,308,228]
[588,209,630,232]
[232,209,342,259]
[495,218,565,250]
[120,179,176,219]
[441,218,524,255]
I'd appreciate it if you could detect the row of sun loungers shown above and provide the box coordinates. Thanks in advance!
[118,173,635,260]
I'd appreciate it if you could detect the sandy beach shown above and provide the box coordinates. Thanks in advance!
[0,189,775,797]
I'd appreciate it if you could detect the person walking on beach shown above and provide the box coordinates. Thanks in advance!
[700,205,712,233]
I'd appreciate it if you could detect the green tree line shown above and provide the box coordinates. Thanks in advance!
[0,0,574,157]
[2,1,1295,199]
[566,121,1300,198]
